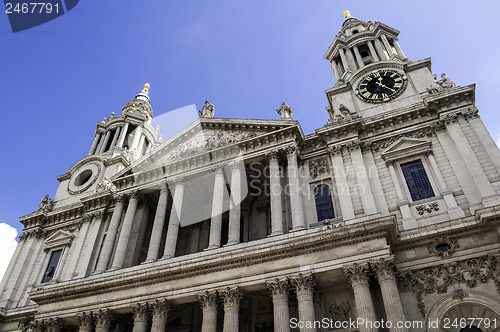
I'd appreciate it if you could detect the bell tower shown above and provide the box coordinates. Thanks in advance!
[323,11,438,119]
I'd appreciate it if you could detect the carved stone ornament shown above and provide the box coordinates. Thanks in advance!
[219,287,243,308]
[427,235,459,257]
[46,318,66,332]
[327,145,342,156]
[343,262,370,285]
[122,98,153,118]
[371,258,397,282]
[370,122,445,152]
[198,290,218,309]
[151,299,171,319]
[463,108,479,120]
[161,130,258,163]
[399,254,500,318]
[94,309,113,328]
[77,312,93,329]
[452,288,468,301]
[329,301,352,323]
[94,177,118,194]
[309,158,329,179]
[276,101,293,120]
[290,273,316,295]
[416,202,439,215]
[38,194,54,213]
[427,73,456,94]
[264,149,280,161]
[199,100,215,118]
[131,302,150,322]
[266,278,289,297]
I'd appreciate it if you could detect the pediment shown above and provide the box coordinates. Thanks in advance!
[381,137,431,161]
[122,118,297,174]
[44,230,75,250]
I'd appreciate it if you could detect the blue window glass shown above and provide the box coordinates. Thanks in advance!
[401,160,435,201]
[314,184,335,221]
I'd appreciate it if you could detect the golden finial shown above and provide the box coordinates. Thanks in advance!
[343,10,351,20]
[142,83,151,94]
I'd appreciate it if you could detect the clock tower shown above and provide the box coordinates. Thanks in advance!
[324,11,438,119]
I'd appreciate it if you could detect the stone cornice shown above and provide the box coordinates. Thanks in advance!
[29,215,397,306]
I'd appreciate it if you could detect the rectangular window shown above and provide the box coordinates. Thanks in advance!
[401,160,435,201]
[41,249,62,283]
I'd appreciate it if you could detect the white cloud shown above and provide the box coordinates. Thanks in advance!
[0,223,18,281]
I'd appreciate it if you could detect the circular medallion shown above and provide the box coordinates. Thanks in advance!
[68,162,102,195]
[355,69,407,103]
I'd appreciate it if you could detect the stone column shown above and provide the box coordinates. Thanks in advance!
[372,259,407,332]
[363,148,389,215]
[339,49,350,72]
[328,146,355,220]
[343,263,377,332]
[349,143,378,215]
[89,132,101,155]
[99,131,112,153]
[374,39,389,60]
[286,146,306,231]
[77,312,93,332]
[145,182,169,262]
[198,291,218,332]
[444,115,499,206]
[94,310,112,332]
[163,178,185,258]
[393,39,405,58]
[466,110,500,176]
[46,318,65,332]
[380,34,394,56]
[132,303,150,332]
[111,190,140,270]
[116,123,129,148]
[227,161,243,245]
[63,212,93,280]
[345,49,358,70]
[291,274,317,332]
[387,162,417,229]
[207,167,225,250]
[109,127,121,150]
[367,41,380,62]
[352,45,364,68]
[220,287,242,332]
[95,195,125,273]
[137,135,146,155]
[130,127,143,150]
[267,278,291,332]
[331,61,340,80]
[267,150,284,236]
[426,151,464,218]
[151,299,171,332]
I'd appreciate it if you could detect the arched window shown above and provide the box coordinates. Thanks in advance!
[314,184,335,221]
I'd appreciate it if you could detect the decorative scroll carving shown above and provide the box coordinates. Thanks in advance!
[343,263,370,285]
[309,159,329,179]
[46,318,66,332]
[371,258,397,282]
[427,235,459,257]
[290,273,316,295]
[199,101,215,118]
[399,254,500,318]
[95,177,117,194]
[329,301,352,324]
[94,309,113,329]
[276,101,293,120]
[327,145,342,156]
[38,194,54,213]
[463,108,479,120]
[416,202,439,215]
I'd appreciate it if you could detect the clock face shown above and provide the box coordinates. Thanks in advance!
[356,69,407,103]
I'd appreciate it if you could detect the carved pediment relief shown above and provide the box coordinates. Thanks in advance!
[381,137,431,162]
[44,230,74,250]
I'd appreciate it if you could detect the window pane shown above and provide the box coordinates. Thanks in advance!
[401,160,435,201]
[41,249,62,283]
[314,184,335,221]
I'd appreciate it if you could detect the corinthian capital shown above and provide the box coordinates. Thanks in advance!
[219,287,243,308]
[131,302,150,323]
[77,312,93,329]
[371,258,397,282]
[343,262,370,285]
[265,149,280,161]
[266,278,289,297]
[290,273,316,295]
[94,309,112,329]
[151,299,172,320]
[198,290,218,309]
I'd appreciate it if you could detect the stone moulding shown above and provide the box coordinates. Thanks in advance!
[29,216,397,306]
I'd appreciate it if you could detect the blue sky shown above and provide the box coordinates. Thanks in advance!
[1,1,500,238]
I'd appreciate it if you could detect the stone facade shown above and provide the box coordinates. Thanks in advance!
[1,13,500,332]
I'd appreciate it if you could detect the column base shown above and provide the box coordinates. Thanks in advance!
[268,231,283,237]
[204,245,219,251]
[159,255,173,260]
[224,241,239,247]
[141,259,156,265]
[291,226,306,232]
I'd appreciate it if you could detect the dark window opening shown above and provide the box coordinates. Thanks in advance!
[401,160,435,201]
[358,44,372,65]
[352,29,359,34]
[74,169,93,186]
[123,125,136,149]
[41,249,62,283]
[436,243,451,252]
[103,129,116,152]
[314,184,335,222]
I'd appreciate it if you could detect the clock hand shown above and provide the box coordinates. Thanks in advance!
[375,81,396,92]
